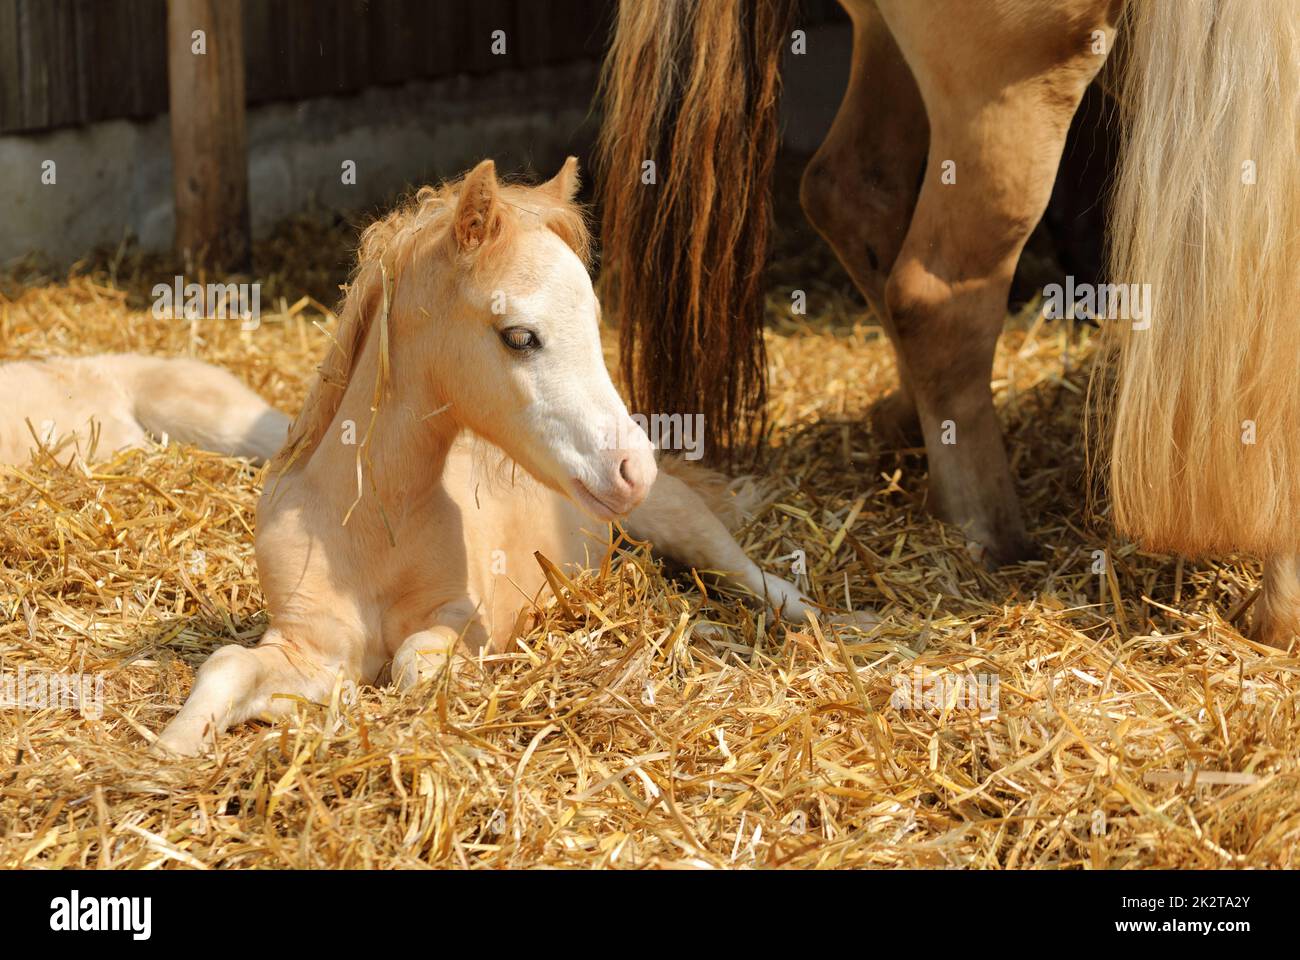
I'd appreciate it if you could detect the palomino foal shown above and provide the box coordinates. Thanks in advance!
[157,159,862,755]
[0,354,287,466]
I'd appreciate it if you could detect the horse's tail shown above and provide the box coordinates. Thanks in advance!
[1102,0,1300,556]
[596,0,796,458]
[113,354,290,463]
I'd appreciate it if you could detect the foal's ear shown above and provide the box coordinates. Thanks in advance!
[540,156,580,203]
[453,159,501,251]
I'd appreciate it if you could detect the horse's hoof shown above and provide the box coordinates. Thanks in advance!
[968,533,1042,570]
[868,390,923,447]
[1248,614,1299,651]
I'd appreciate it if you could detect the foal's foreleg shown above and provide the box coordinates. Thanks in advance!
[391,626,461,690]
[391,599,488,690]
[626,472,876,628]
[155,630,340,756]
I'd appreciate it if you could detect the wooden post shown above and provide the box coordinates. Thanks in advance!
[166,0,250,270]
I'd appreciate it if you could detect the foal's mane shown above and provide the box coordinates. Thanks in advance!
[269,172,591,476]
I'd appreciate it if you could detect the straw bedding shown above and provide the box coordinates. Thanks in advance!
[1,198,1297,870]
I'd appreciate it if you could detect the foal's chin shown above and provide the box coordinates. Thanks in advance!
[566,477,636,522]
[495,454,632,522]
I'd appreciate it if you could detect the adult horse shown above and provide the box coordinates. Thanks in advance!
[597,0,1300,643]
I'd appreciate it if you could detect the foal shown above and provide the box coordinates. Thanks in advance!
[157,159,865,755]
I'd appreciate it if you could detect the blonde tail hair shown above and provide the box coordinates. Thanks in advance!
[1104,0,1300,556]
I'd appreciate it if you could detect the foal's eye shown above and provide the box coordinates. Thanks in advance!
[500,326,541,352]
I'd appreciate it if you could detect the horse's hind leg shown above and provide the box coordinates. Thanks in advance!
[155,630,340,756]
[800,0,928,444]
[1251,556,1300,650]
[873,0,1114,565]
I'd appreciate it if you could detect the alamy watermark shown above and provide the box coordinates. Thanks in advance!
[890,667,1000,719]
[1,666,105,719]
[1042,275,1152,330]
[599,412,705,461]
[50,891,151,940]
[152,275,261,331]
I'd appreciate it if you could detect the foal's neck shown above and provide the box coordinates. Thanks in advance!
[305,316,458,529]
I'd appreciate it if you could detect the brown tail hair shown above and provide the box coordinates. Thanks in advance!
[1101,0,1300,556]
[596,0,796,459]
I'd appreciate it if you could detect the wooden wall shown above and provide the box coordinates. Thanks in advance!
[0,0,610,134]
[0,0,847,136]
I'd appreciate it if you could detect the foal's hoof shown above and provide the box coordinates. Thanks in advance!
[151,728,206,759]
[392,649,449,691]
[811,608,883,640]
[823,609,882,634]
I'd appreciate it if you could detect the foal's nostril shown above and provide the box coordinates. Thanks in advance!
[618,457,633,486]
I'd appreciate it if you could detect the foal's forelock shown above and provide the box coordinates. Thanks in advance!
[269,176,592,475]
[361,180,592,278]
